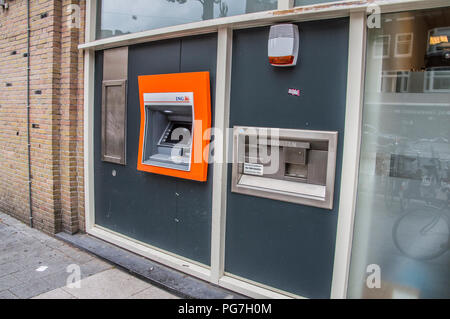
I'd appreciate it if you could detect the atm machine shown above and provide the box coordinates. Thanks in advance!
[231,126,338,209]
[137,72,211,181]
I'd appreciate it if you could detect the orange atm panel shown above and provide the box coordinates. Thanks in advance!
[137,72,211,182]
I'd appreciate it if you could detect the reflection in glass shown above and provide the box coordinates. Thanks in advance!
[96,0,277,39]
[348,7,450,299]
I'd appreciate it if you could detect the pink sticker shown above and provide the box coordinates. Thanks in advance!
[288,88,300,96]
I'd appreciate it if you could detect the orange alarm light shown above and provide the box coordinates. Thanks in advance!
[269,55,295,66]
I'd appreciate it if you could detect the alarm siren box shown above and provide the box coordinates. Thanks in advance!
[268,24,299,67]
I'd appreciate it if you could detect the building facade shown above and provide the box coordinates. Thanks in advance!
[1,0,449,299]
[0,0,86,234]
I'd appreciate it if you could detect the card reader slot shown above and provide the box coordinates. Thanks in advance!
[158,121,192,146]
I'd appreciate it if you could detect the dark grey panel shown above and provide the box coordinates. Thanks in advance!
[225,19,349,298]
[94,34,217,266]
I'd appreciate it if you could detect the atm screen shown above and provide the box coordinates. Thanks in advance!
[160,122,192,146]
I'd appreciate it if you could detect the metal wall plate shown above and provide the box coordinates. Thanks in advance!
[231,126,338,209]
[101,47,128,165]
[101,79,127,164]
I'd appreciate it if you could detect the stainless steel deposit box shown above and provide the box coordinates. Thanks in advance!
[231,126,338,209]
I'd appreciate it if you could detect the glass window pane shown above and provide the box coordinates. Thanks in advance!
[294,0,343,6]
[348,7,450,299]
[96,0,278,39]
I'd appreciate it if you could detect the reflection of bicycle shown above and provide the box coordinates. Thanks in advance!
[384,176,398,209]
[383,154,421,211]
[393,191,450,260]
[398,169,437,212]
[383,137,448,212]
[398,180,412,211]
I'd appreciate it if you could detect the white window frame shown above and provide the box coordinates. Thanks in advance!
[82,0,450,299]
[330,10,366,299]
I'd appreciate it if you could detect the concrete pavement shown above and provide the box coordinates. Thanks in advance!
[0,212,178,299]
[33,268,177,299]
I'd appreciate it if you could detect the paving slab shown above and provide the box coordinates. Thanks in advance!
[32,288,75,299]
[130,286,179,299]
[78,258,114,277]
[39,259,114,290]
[9,278,55,299]
[0,290,18,299]
[62,268,150,299]
[40,269,77,291]
[0,261,23,277]
[0,274,23,291]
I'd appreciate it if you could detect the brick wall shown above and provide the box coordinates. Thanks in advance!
[0,0,85,235]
